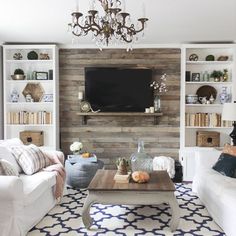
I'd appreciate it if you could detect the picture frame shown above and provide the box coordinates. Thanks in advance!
[42,94,53,102]
[35,72,48,80]
[192,73,200,82]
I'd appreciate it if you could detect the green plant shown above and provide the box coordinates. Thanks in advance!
[14,69,24,75]
[211,70,223,78]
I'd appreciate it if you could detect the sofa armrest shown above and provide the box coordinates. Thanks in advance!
[0,176,23,200]
[42,150,65,165]
[195,149,221,171]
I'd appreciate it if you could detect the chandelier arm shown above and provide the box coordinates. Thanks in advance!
[73,21,102,35]
[121,34,133,43]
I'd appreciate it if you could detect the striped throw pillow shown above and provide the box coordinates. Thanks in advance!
[11,144,50,175]
[0,159,19,176]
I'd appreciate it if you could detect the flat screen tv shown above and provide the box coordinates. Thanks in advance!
[85,67,153,112]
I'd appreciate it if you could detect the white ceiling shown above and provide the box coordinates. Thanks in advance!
[0,0,236,47]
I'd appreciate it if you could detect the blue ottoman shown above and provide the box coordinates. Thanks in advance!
[65,158,104,189]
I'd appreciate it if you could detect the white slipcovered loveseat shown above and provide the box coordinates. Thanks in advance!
[192,149,236,236]
[0,138,64,236]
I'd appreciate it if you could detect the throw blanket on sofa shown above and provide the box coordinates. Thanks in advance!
[153,156,175,179]
[43,151,66,200]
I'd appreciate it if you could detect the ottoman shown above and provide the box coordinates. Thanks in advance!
[65,159,104,189]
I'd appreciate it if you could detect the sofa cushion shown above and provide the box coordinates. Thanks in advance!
[0,159,19,176]
[0,138,23,147]
[223,143,236,157]
[0,146,22,173]
[20,170,56,205]
[213,153,236,177]
[11,144,50,175]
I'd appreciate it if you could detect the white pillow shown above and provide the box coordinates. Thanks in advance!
[10,144,50,175]
[0,138,23,147]
[0,146,22,173]
[0,159,19,176]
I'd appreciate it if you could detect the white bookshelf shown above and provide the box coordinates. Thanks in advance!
[180,44,236,181]
[3,45,59,150]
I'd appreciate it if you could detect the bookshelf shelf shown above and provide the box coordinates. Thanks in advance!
[186,126,231,129]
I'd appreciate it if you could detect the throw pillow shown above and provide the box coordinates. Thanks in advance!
[0,159,19,176]
[223,143,236,157]
[10,144,50,175]
[212,153,236,178]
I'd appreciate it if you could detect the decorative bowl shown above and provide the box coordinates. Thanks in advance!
[11,74,26,80]
[186,95,198,104]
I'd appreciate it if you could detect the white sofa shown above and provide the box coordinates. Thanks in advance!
[0,138,64,236]
[192,149,236,236]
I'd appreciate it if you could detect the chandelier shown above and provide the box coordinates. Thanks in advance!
[68,0,148,49]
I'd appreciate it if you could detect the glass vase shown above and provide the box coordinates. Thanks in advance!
[130,140,153,173]
[154,94,161,112]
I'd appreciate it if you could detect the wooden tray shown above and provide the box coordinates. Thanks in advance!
[196,85,217,101]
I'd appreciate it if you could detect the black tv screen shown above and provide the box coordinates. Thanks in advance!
[85,67,153,112]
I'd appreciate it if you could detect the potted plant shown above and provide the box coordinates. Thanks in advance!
[210,70,223,82]
[11,68,25,80]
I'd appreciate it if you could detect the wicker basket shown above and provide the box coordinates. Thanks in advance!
[20,131,44,146]
[196,131,220,147]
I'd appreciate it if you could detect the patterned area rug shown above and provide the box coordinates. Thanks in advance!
[28,184,224,236]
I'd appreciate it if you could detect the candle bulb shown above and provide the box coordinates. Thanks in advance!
[142,2,146,18]
[78,91,83,100]
[123,0,126,12]
[90,0,95,10]
[76,0,79,12]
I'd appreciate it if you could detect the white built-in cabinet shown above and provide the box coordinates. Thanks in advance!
[180,44,236,181]
[3,45,59,150]
[0,46,3,139]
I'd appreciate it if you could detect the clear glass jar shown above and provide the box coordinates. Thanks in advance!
[130,140,153,173]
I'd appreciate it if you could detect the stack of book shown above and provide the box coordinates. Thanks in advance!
[185,112,225,127]
[114,172,131,183]
[7,111,52,125]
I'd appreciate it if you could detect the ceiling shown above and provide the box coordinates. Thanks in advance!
[0,0,236,47]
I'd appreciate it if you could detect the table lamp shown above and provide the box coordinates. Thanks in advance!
[222,102,236,146]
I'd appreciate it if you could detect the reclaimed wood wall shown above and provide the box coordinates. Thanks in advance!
[59,48,181,168]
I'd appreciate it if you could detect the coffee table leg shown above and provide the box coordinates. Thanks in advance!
[82,194,96,229]
[168,194,180,232]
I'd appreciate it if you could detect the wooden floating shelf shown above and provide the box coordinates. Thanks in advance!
[77,112,163,125]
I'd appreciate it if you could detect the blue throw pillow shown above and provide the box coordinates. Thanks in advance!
[212,153,236,178]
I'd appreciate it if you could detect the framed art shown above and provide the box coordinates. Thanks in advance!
[42,94,53,102]
[35,72,48,80]
[192,73,200,82]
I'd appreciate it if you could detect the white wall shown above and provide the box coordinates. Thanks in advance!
[0,46,3,139]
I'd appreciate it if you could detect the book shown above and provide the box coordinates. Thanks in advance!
[114,173,131,183]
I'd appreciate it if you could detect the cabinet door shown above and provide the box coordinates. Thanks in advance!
[181,150,196,181]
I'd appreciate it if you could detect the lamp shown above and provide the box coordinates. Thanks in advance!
[222,102,236,146]
[68,0,148,49]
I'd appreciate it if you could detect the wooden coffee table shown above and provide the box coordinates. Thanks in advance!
[82,170,180,232]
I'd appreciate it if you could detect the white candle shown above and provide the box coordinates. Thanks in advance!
[78,91,83,100]
[142,2,146,18]
[90,0,95,10]
[123,0,126,12]
[76,0,79,12]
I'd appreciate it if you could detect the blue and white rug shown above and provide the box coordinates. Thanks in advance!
[28,184,224,236]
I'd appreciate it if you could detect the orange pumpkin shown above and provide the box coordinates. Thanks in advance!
[132,171,150,183]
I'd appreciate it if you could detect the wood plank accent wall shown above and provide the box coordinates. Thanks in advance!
[59,48,181,168]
